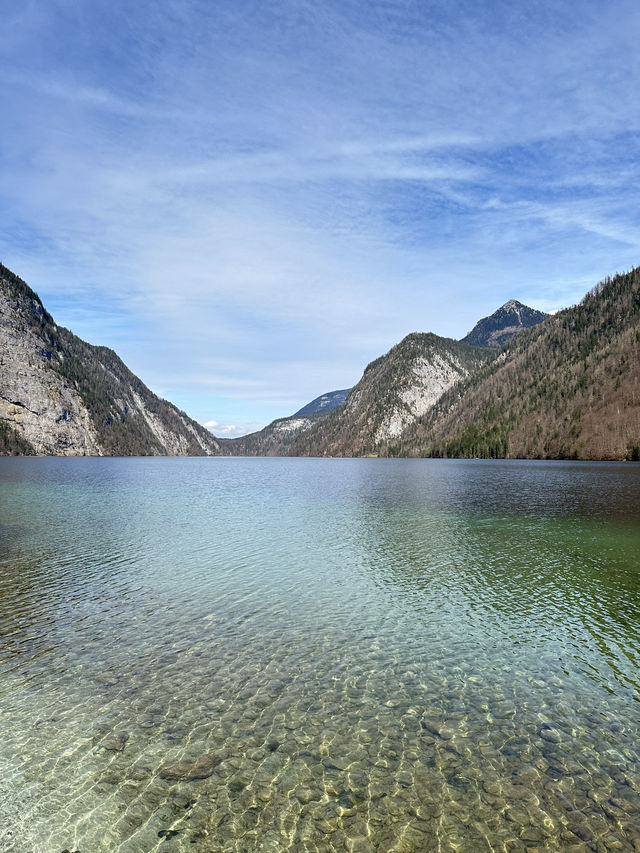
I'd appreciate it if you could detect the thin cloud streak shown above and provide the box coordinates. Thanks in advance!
[1,0,640,426]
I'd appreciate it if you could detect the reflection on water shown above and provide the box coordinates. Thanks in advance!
[1,457,639,852]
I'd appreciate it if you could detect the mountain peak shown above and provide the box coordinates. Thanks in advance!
[501,298,524,311]
[462,300,548,348]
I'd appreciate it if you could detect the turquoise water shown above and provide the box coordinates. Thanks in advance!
[1,457,639,852]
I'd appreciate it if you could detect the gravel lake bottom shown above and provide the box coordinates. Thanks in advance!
[1,457,639,853]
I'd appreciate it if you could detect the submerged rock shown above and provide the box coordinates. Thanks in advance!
[95,731,128,752]
[158,829,179,839]
[539,723,563,744]
[158,754,221,781]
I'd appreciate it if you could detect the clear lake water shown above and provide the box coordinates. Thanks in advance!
[1,457,639,852]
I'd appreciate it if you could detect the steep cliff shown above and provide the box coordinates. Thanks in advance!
[0,263,219,456]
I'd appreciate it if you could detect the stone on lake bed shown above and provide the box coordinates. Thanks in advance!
[539,725,563,744]
[522,825,544,842]
[294,786,321,804]
[158,753,222,781]
[505,806,530,826]
[95,731,128,752]
[322,756,349,771]
[436,727,455,740]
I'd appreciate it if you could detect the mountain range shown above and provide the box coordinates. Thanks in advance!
[2,260,639,460]
[220,300,549,457]
[223,275,640,460]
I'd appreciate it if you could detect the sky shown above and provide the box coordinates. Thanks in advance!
[2,0,640,436]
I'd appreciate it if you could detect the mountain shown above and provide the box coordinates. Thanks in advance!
[462,299,549,347]
[291,333,494,457]
[0,263,219,456]
[223,298,547,458]
[293,389,350,416]
[219,390,351,456]
[7,257,635,461]
[225,276,640,461]
[218,412,322,456]
[397,268,640,460]
[225,333,494,457]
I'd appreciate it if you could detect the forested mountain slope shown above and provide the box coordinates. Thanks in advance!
[398,269,640,460]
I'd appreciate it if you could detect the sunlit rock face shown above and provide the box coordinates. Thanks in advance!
[0,263,220,456]
[0,272,101,455]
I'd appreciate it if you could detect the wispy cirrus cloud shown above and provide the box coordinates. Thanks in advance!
[2,0,640,428]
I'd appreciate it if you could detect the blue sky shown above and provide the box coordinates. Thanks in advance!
[2,0,640,436]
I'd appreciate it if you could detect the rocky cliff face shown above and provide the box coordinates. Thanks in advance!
[0,264,219,456]
[291,333,493,456]
[0,270,100,455]
[357,343,482,445]
[224,333,493,457]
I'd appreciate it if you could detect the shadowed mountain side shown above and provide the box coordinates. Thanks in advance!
[0,263,219,456]
[462,299,549,348]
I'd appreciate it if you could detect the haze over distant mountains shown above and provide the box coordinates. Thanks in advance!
[2,261,639,460]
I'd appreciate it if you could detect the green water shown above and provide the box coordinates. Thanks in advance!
[1,457,639,852]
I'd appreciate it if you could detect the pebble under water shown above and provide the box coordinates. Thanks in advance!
[1,457,639,853]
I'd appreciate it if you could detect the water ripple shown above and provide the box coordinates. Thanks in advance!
[1,457,639,852]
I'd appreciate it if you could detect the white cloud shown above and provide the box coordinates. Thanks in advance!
[204,421,267,438]
[3,1,640,425]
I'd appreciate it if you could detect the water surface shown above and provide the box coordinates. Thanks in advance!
[1,458,639,852]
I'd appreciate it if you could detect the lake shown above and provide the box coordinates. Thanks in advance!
[1,457,639,852]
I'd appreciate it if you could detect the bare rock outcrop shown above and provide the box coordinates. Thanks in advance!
[0,263,220,457]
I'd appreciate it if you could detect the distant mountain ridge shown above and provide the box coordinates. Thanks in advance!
[294,389,350,417]
[0,263,219,456]
[462,299,549,347]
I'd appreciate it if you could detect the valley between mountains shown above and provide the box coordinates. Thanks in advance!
[1,261,639,460]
